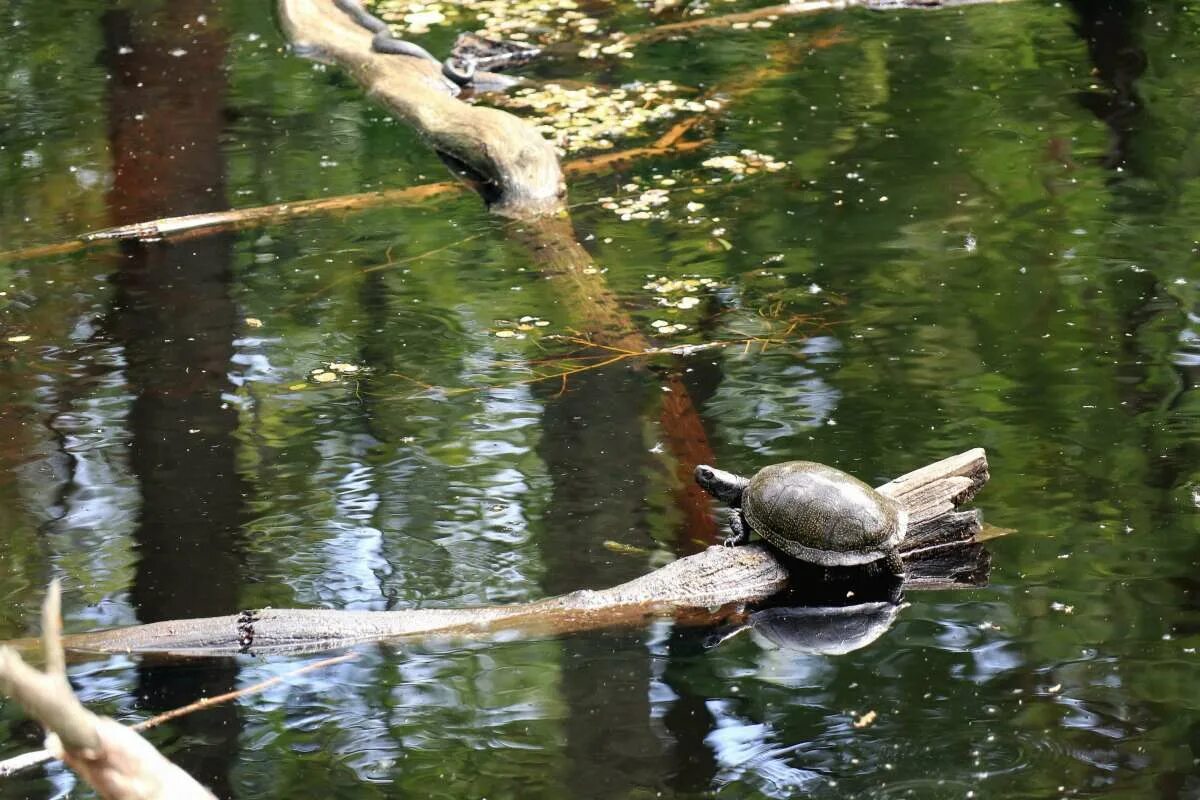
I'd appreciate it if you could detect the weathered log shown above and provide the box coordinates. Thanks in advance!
[27,449,990,658]
[278,0,564,217]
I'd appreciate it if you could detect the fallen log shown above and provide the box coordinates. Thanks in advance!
[28,449,990,658]
[278,0,564,217]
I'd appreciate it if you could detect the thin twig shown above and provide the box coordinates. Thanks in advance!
[377,325,817,402]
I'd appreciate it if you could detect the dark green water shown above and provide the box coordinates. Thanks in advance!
[2,1,1200,797]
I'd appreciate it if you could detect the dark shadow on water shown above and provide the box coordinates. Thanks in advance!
[100,1,244,795]
[535,365,669,798]
[1067,0,1147,173]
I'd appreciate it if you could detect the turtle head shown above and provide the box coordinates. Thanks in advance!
[694,464,750,506]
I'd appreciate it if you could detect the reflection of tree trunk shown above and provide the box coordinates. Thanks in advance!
[1067,0,1146,171]
[516,216,721,549]
[101,2,243,795]
[526,213,720,798]
[660,627,720,793]
[536,365,668,799]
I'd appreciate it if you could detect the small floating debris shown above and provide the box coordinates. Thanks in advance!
[497,81,706,155]
[492,315,552,339]
[643,274,721,308]
[6,335,31,344]
[308,361,367,384]
[373,0,612,46]
[852,710,877,729]
[244,317,264,328]
[602,540,650,556]
[598,188,672,221]
[702,149,788,176]
[640,275,724,337]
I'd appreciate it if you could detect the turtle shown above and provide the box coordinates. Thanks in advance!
[694,461,907,577]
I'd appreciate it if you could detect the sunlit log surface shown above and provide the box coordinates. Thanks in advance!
[20,449,991,658]
[278,0,565,217]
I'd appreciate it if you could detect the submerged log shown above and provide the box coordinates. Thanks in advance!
[29,449,991,658]
[278,0,564,217]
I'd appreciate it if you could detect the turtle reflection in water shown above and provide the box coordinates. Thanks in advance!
[694,461,906,577]
[707,601,902,656]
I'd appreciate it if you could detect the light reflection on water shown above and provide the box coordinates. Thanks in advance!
[2,0,1200,798]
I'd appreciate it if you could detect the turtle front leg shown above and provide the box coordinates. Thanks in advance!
[724,509,750,547]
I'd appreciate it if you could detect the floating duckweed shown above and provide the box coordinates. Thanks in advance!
[641,274,724,336]
[645,276,720,306]
[701,149,788,175]
[497,81,711,155]
[598,187,672,221]
[493,314,551,339]
[371,0,609,45]
[309,361,367,384]
[578,34,635,60]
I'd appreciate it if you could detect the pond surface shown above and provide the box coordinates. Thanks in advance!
[2,0,1200,797]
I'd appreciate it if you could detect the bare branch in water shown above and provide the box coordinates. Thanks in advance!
[0,581,218,797]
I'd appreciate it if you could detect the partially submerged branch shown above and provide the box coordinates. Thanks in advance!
[0,582,216,799]
[0,135,707,266]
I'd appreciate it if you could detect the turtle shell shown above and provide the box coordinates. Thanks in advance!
[743,461,906,566]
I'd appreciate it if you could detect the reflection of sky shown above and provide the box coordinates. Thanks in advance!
[706,334,842,455]
[422,342,546,605]
[646,620,826,797]
[42,347,141,629]
[1175,312,1200,366]
[705,699,824,797]
[315,454,387,609]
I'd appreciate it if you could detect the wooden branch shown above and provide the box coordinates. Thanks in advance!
[0,134,708,266]
[278,0,564,217]
[0,582,216,799]
[11,450,991,659]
